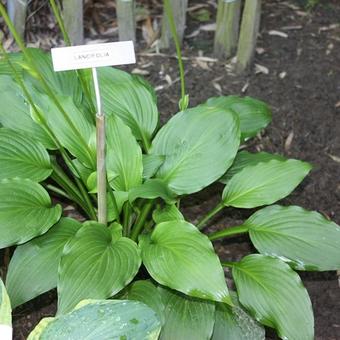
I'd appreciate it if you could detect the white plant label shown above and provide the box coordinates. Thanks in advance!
[51,41,136,72]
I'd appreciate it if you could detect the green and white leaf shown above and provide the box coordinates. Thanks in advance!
[220,151,285,184]
[150,104,240,195]
[58,222,141,314]
[0,76,55,149]
[152,204,184,224]
[6,218,81,308]
[28,299,161,340]
[159,286,215,340]
[0,128,52,182]
[129,179,176,203]
[140,220,231,304]
[0,178,62,249]
[246,205,340,271]
[222,159,312,208]
[98,67,159,145]
[233,254,314,340]
[106,114,143,191]
[206,96,272,140]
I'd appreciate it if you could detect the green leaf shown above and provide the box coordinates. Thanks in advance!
[220,151,285,184]
[206,96,272,140]
[0,278,11,327]
[0,178,62,248]
[23,49,83,107]
[33,95,95,169]
[6,218,81,308]
[58,222,141,314]
[152,204,184,224]
[212,294,265,340]
[222,159,312,208]
[233,254,314,340]
[129,179,177,203]
[0,128,52,182]
[106,114,143,191]
[98,67,159,146]
[245,205,340,271]
[158,286,215,340]
[0,76,55,149]
[124,280,165,324]
[140,220,231,304]
[143,154,165,179]
[150,105,240,195]
[107,191,128,222]
[0,52,23,78]
[28,299,161,340]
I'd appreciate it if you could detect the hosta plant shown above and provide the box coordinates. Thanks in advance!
[1,13,340,340]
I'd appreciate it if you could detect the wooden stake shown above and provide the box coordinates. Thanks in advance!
[214,0,241,59]
[7,0,27,40]
[92,68,107,225]
[116,0,136,42]
[236,0,262,73]
[161,0,188,50]
[62,0,84,45]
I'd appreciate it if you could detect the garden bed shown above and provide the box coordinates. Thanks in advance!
[3,0,340,339]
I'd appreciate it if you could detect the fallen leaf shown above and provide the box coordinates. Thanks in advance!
[268,30,289,38]
[255,64,269,75]
[285,131,294,152]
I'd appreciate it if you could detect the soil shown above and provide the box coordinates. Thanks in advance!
[1,0,340,339]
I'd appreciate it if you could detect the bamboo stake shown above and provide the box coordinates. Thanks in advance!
[92,68,107,225]
[62,0,84,45]
[7,0,27,40]
[214,0,241,59]
[161,0,188,50]
[236,0,262,73]
[116,0,136,42]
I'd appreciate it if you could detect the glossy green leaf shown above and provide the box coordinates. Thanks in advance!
[220,151,285,184]
[212,294,265,340]
[0,52,23,77]
[0,76,55,149]
[159,286,215,340]
[0,178,62,248]
[28,299,161,340]
[6,218,81,308]
[0,278,11,327]
[233,254,314,340]
[152,204,184,224]
[129,179,176,203]
[206,96,272,139]
[106,114,143,191]
[124,280,165,324]
[98,67,159,146]
[0,128,52,182]
[150,105,240,195]
[33,95,95,169]
[58,222,141,314]
[222,159,312,208]
[140,220,231,304]
[245,205,340,271]
[23,49,83,106]
[107,191,128,222]
[143,154,165,179]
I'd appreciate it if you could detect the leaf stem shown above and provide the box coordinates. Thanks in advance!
[208,225,249,241]
[197,202,225,230]
[45,184,71,200]
[163,0,187,109]
[221,261,237,268]
[122,202,132,236]
[130,200,154,241]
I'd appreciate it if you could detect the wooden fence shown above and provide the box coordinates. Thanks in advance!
[7,0,262,72]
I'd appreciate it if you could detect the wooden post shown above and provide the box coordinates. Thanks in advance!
[214,0,241,59]
[236,0,262,73]
[62,0,84,45]
[161,0,188,50]
[116,0,136,42]
[7,0,28,40]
